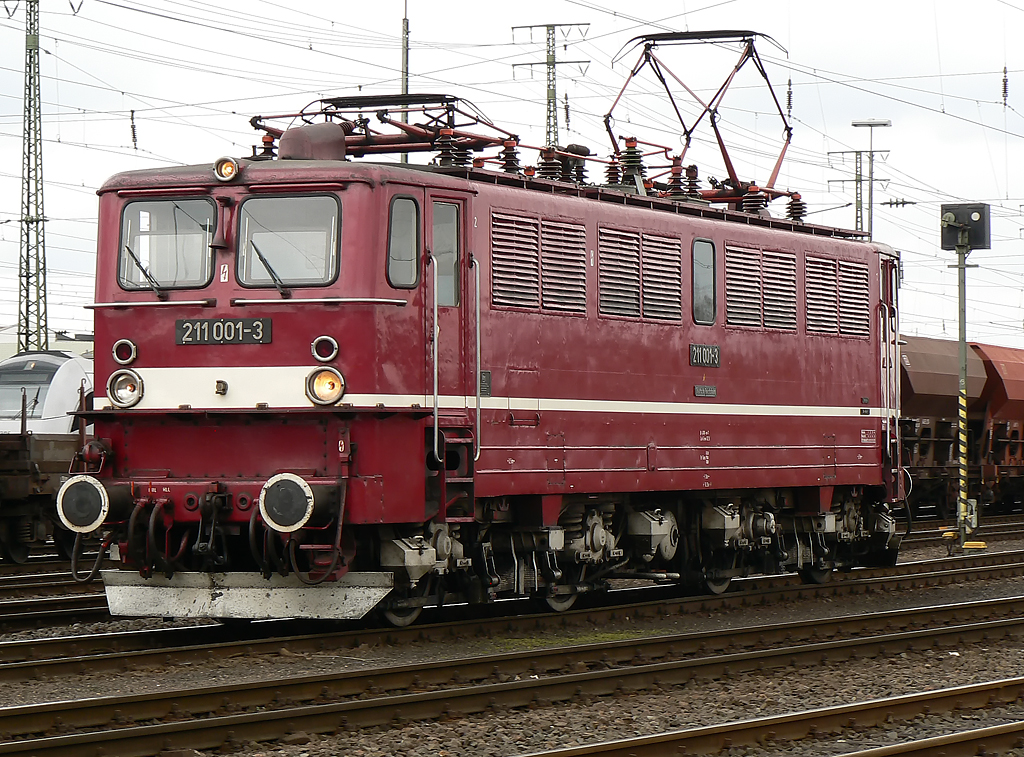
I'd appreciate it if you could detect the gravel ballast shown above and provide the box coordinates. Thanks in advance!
[4,540,1024,755]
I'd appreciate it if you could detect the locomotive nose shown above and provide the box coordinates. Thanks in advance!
[56,475,131,533]
[259,473,334,533]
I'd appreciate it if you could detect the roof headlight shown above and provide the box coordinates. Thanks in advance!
[213,156,240,182]
[306,367,345,405]
[108,369,144,408]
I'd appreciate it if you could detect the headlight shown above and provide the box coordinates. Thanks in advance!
[310,335,339,362]
[213,156,240,182]
[112,338,137,365]
[306,367,345,405]
[107,369,144,408]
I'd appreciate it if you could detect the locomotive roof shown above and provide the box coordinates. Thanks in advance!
[98,158,885,245]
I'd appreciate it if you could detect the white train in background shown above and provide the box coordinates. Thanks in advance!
[0,351,93,562]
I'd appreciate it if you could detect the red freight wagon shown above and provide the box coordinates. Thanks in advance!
[57,85,903,624]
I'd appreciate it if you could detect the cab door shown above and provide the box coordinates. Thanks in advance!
[425,194,470,425]
[880,253,904,501]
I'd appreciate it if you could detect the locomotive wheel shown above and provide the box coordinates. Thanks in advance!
[701,547,736,595]
[799,567,833,585]
[383,603,423,627]
[380,578,432,627]
[542,563,584,612]
[52,529,77,561]
[702,574,732,595]
[1,539,29,565]
[544,590,578,612]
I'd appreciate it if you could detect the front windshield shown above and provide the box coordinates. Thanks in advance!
[119,199,215,290]
[0,357,62,419]
[238,196,340,287]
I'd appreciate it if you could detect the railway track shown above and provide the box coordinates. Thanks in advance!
[0,558,65,577]
[0,549,1022,670]
[513,678,1024,756]
[903,525,1024,548]
[0,518,1016,631]
[900,514,1024,548]
[0,546,1022,637]
[3,589,1024,755]
[0,572,97,598]
[0,593,108,631]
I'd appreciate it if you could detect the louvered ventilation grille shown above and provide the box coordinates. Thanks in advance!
[641,234,682,321]
[838,260,871,337]
[762,251,797,330]
[599,228,641,317]
[806,256,839,334]
[725,246,762,327]
[491,212,540,308]
[541,220,587,313]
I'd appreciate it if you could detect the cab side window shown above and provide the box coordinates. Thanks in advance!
[388,197,419,288]
[433,202,459,306]
[692,239,716,325]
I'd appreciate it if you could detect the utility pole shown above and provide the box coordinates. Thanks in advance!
[852,119,891,239]
[19,0,47,353]
[827,149,890,236]
[854,151,863,231]
[511,23,589,147]
[400,0,410,164]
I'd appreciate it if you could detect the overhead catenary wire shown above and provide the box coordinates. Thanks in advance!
[2,0,1024,345]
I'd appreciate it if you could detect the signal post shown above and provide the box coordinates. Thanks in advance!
[940,203,989,552]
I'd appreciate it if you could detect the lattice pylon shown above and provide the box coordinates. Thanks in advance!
[18,0,48,353]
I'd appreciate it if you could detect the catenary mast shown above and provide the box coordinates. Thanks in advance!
[18,0,48,352]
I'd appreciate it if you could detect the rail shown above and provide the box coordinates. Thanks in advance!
[514,678,1024,757]
[5,599,1024,755]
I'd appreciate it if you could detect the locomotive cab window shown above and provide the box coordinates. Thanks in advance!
[387,197,419,288]
[238,196,339,287]
[119,199,214,290]
[433,202,459,306]
[692,239,716,325]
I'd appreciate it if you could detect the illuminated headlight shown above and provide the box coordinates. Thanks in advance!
[306,367,345,405]
[213,156,240,182]
[107,369,144,408]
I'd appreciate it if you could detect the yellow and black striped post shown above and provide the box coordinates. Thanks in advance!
[955,226,971,549]
[957,384,968,546]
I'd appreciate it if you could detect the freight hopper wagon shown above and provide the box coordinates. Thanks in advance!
[900,335,1024,516]
[56,36,904,624]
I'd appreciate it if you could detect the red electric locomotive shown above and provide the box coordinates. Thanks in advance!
[58,34,905,624]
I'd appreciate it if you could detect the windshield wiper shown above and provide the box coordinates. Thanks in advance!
[250,240,291,299]
[123,244,167,300]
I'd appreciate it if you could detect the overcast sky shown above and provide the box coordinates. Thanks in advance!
[1,0,1022,346]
